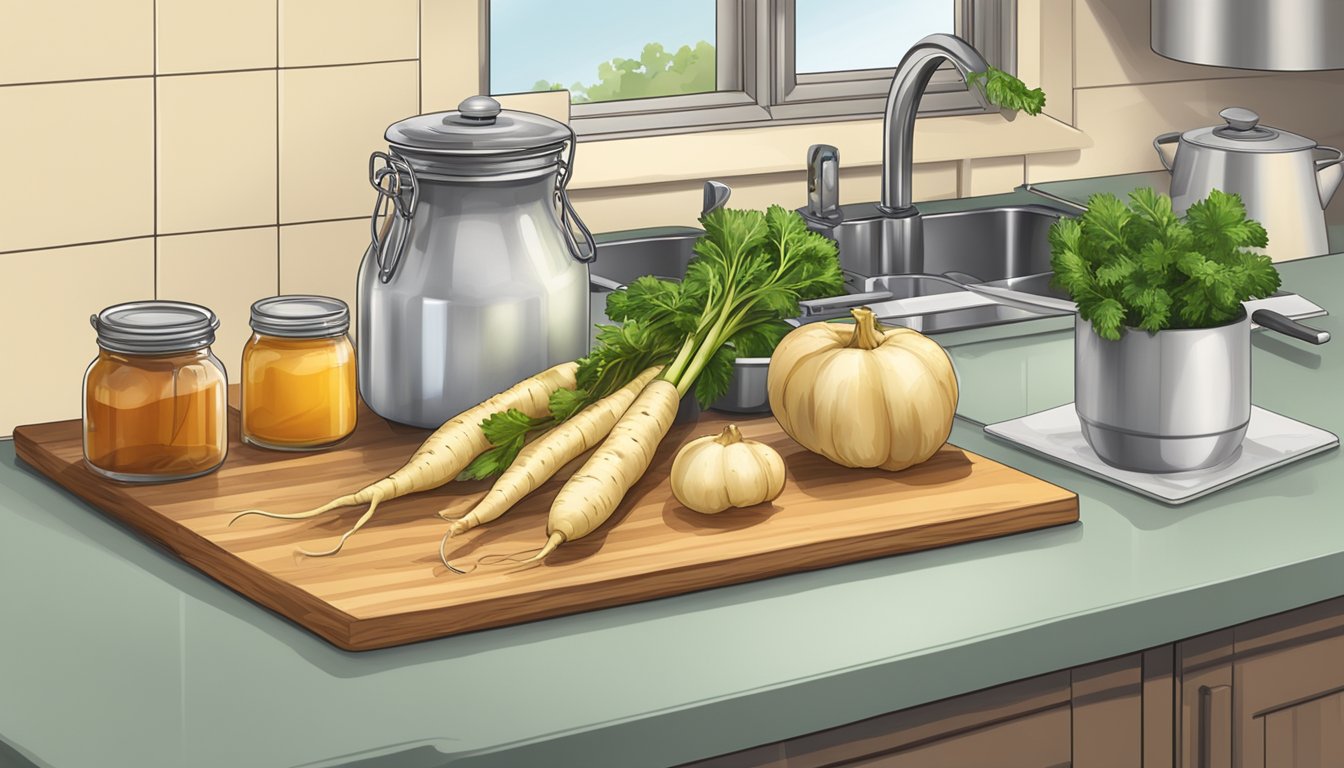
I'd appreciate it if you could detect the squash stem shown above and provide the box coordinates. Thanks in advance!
[847,307,884,350]
[715,424,744,445]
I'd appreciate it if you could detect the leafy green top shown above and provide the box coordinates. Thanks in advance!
[966,66,1046,116]
[1048,187,1281,341]
[462,205,844,479]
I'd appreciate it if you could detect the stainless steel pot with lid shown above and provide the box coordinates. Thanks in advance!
[358,96,595,428]
[1154,107,1344,260]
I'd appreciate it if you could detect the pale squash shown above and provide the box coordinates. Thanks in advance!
[767,307,958,471]
[670,425,786,514]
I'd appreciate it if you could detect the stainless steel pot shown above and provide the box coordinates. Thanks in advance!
[1154,107,1344,261]
[1074,313,1250,473]
[1152,0,1344,71]
[357,96,595,428]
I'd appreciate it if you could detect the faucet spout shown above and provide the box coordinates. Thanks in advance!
[880,34,989,214]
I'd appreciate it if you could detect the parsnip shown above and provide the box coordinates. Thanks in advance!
[443,366,661,538]
[230,362,578,556]
[521,379,681,563]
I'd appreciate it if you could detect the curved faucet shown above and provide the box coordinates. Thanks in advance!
[880,34,989,214]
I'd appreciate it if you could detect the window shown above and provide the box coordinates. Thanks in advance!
[486,0,1015,139]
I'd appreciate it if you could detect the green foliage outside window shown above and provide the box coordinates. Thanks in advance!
[531,40,715,103]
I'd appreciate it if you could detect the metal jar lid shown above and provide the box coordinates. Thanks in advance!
[91,301,220,355]
[383,96,573,179]
[249,295,350,338]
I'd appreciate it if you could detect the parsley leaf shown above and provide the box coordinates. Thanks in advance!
[1049,188,1281,339]
[460,409,546,480]
[966,66,1046,116]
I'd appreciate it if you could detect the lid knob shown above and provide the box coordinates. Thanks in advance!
[1220,106,1260,132]
[458,95,501,124]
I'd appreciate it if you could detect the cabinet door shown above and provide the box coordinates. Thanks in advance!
[1260,689,1344,768]
[1072,653,1145,768]
[1234,596,1344,768]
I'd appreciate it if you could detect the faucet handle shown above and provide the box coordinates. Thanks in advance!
[702,180,732,217]
[806,144,841,221]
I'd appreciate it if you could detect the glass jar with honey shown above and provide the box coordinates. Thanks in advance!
[241,296,356,451]
[83,301,228,482]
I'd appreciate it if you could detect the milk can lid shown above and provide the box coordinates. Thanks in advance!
[384,95,571,155]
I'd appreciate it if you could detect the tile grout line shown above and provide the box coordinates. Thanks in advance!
[152,0,158,299]
[0,59,421,90]
[1074,72,1280,92]
[0,217,370,258]
[417,0,423,115]
[1070,0,1077,129]
[276,0,282,297]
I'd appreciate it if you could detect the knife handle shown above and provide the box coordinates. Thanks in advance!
[1252,309,1331,345]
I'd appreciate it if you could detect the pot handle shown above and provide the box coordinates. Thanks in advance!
[1251,308,1331,345]
[1315,145,1344,171]
[556,129,597,264]
[367,151,419,283]
[1153,132,1180,173]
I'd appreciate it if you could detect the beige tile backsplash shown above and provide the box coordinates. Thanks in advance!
[156,228,280,376]
[279,0,419,68]
[155,0,277,75]
[278,218,369,329]
[0,239,155,436]
[0,78,154,254]
[0,0,153,85]
[1073,0,1251,88]
[3,0,1344,436]
[279,61,420,224]
[157,71,278,233]
[1026,73,1344,184]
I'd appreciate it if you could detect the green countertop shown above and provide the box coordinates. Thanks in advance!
[3,183,1342,768]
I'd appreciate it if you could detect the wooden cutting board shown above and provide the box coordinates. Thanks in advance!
[13,403,1078,651]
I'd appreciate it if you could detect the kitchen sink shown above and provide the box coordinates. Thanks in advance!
[831,203,1074,332]
[590,204,1076,337]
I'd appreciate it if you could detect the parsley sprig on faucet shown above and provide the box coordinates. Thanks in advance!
[463,205,844,479]
[1049,187,1281,340]
[967,66,1046,115]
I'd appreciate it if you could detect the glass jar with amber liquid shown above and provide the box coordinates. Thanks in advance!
[83,301,228,482]
[241,296,356,450]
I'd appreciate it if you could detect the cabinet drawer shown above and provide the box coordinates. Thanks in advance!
[837,704,1071,768]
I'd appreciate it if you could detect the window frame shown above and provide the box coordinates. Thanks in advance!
[483,0,1016,140]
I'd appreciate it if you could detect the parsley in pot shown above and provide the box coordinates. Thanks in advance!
[1048,187,1281,341]
[1051,187,1282,473]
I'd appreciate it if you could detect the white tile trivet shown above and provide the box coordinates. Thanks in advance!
[984,404,1339,504]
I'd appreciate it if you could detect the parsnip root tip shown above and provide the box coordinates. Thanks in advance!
[518,531,566,565]
[227,494,362,527]
[439,530,475,575]
[292,496,383,558]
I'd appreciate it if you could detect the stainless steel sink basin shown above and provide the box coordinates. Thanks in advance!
[829,203,1074,332]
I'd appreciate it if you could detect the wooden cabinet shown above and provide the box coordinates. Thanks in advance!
[685,597,1344,768]
[1179,596,1344,768]
[683,672,1073,768]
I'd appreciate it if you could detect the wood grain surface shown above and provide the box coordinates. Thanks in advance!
[13,403,1078,651]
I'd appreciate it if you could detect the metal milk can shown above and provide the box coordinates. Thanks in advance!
[358,96,595,428]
